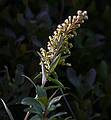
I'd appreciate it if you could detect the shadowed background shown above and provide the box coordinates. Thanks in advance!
[0,0,111,119]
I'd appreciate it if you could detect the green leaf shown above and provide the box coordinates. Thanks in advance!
[48,77,64,88]
[50,54,61,73]
[48,104,56,111]
[64,116,72,120]
[24,107,41,114]
[22,75,38,94]
[33,72,42,80]
[21,97,43,114]
[45,86,61,90]
[49,112,67,120]
[48,95,62,110]
[37,86,48,106]
[30,115,42,120]
[48,103,61,112]
[37,86,47,97]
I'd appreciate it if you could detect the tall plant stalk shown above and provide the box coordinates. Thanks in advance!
[21,10,88,120]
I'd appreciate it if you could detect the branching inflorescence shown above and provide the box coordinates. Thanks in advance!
[40,10,88,80]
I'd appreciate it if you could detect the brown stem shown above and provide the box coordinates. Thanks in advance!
[24,112,30,120]
[43,107,48,120]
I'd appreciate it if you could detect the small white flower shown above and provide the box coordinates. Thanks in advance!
[77,10,82,15]
[62,23,66,27]
[82,11,87,16]
[57,25,62,28]
[68,16,71,23]
[65,19,69,24]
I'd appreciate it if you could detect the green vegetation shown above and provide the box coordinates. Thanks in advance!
[0,0,111,120]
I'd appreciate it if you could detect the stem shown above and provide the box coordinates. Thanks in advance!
[43,108,48,120]
[60,88,76,119]
[24,112,30,120]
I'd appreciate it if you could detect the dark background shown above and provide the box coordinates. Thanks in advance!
[0,0,111,119]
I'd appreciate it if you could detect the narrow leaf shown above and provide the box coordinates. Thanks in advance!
[48,95,62,109]
[45,86,61,90]
[48,77,64,88]
[33,72,42,80]
[49,112,67,120]
[64,116,72,120]
[0,99,14,120]
[30,115,41,120]
[21,97,42,114]
[50,54,61,72]
[22,75,37,93]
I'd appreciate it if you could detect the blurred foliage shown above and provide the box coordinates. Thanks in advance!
[66,61,111,120]
[0,0,111,119]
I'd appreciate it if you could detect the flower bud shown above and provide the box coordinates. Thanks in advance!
[65,19,69,24]
[62,23,66,27]
[84,15,88,20]
[77,10,82,15]
[68,16,71,23]
[72,16,77,22]
[54,31,57,35]
[83,11,87,16]
[58,25,62,28]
